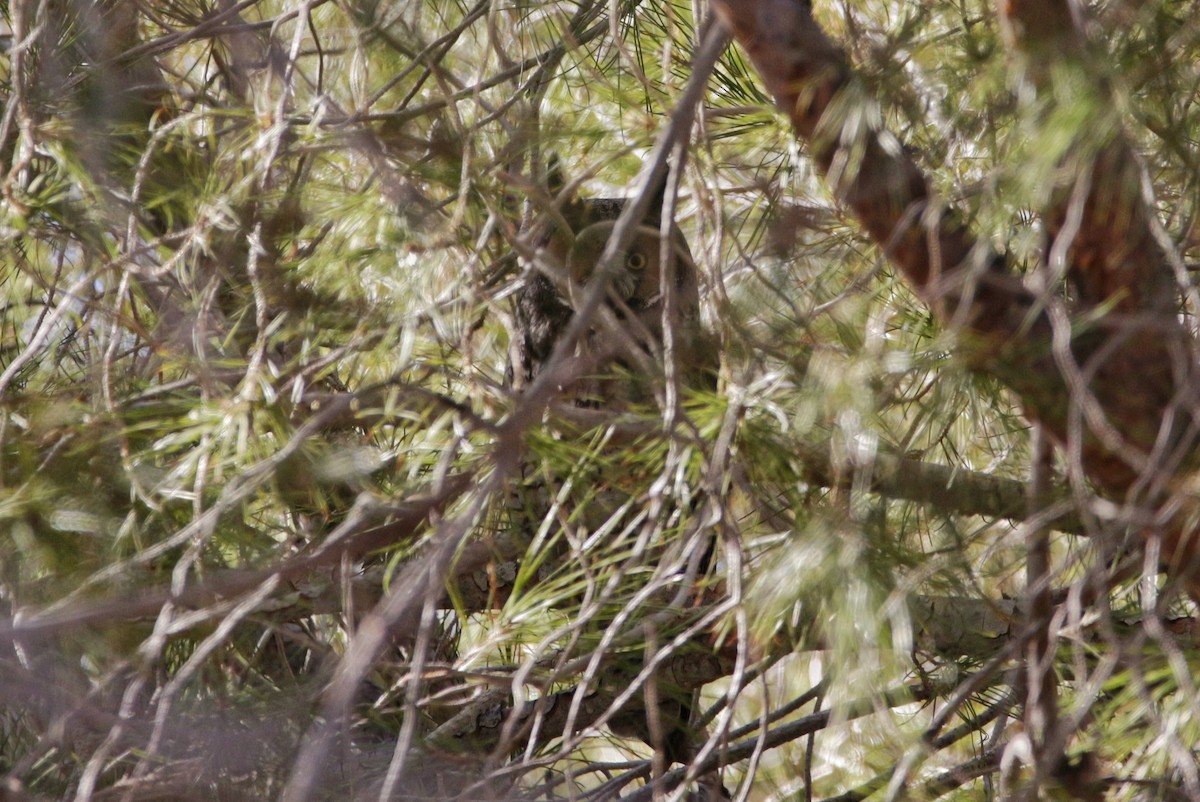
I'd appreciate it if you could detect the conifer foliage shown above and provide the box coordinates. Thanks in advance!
[4,1,1200,799]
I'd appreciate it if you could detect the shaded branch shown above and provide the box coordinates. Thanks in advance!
[819,684,1018,802]
[0,472,472,641]
[615,682,935,802]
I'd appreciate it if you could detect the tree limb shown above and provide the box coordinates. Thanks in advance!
[709,0,1200,582]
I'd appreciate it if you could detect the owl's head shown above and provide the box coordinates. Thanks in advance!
[564,220,696,313]
[510,192,712,397]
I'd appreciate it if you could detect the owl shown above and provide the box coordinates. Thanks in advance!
[511,191,711,410]
[506,182,722,782]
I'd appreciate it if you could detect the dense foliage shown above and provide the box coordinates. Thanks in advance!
[3,0,1200,799]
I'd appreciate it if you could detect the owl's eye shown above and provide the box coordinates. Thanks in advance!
[625,252,647,271]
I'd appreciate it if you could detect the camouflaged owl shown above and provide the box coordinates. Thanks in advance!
[511,178,711,409]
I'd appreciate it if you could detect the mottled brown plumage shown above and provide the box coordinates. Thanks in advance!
[512,197,712,409]
[508,185,719,779]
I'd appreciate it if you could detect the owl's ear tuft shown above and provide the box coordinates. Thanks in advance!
[641,168,668,228]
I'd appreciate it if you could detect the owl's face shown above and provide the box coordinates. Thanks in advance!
[566,223,657,308]
[564,221,695,313]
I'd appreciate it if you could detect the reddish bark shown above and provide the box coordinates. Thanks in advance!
[711,0,1200,579]
[999,0,1178,316]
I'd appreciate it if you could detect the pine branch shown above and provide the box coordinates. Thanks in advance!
[709,0,1200,584]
